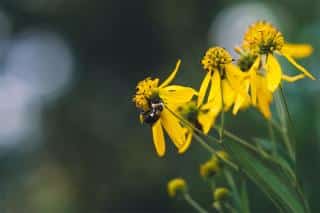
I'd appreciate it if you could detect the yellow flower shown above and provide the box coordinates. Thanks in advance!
[200,158,220,178]
[133,60,197,157]
[167,178,187,198]
[199,151,229,179]
[199,47,250,118]
[236,49,273,119]
[242,20,315,93]
[213,187,230,201]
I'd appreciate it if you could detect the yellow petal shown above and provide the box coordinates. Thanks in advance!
[152,120,166,157]
[159,85,197,109]
[160,108,185,148]
[178,129,193,154]
[232,80,250,115]
[256,76,272,119]
[281,53,316,80]
[198,101,220,134]
[282,74,305,82]
[248,57,260,105]
[208,71,221,104]
[197,72,211,106]
[281,44,313,58]
[222,80,235,111]
[159,60,181,88]
[225,64,249,99]
[265,54,282,92]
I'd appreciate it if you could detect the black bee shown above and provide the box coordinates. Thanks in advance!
[141,98,164,125]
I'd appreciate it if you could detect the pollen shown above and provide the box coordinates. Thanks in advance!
[133,77,159,111]
[243,20,284,55]
[201,47,233,73]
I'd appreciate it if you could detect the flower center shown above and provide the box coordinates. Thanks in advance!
[201,47,232,77]
[133,77,159,111]
[243,21,284,55]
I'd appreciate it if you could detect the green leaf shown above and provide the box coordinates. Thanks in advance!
[223,139,307,213]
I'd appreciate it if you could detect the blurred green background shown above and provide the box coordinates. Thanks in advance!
[0,0,319,212]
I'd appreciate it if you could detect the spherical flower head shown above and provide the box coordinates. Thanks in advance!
[200,159,220,179]
[243,20,284,55]
[167,178,187,198]
[201,47,233,73]
[133,77,159,111]
[214,187,230,201]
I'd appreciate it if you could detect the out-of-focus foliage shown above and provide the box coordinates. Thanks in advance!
[0,0,319,212]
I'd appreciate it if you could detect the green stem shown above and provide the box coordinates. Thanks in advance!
[192,133,239,171]
[164,106,220,143]
[275,88,295,161]
[224,170,241,210]
[215,126,259,154]
[268,120,277,157]
[223,203,238,213]
[183,193,208,213]
[240,177,251,213]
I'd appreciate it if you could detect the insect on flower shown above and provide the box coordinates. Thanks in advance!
[133,60,197,156]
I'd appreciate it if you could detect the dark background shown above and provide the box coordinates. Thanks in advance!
[0,0,319,212]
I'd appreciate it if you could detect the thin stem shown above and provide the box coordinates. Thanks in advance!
[215,126,259,154]
[240,177,251,213]
[193,133,239,171]
[270,119,283,133]
[224,203,238,213]
[164,106,239,171]
[275,88,295,161]
[164,106,220,143]
[268,120,277,157]
[224,170,241,210]
[183,193,208,213]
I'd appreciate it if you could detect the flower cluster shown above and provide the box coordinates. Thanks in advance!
[133,20,315,157]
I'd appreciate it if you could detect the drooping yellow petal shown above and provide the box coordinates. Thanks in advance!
[198,101,220,134]
[281,44,313,58]
[159,85,197,109]
[197,72,211,106]
[152,120,166,157]
[248,56,261,105]
[160,108,185,149]
[178,129,193,154]
[232,80,250,115]
[222,80,235,112]
[159,60,181,88]
[265,54,282,92]
[281,53,316,80]
[282,74,305,82]
[208,70,221,105]
[256,76,272,119]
